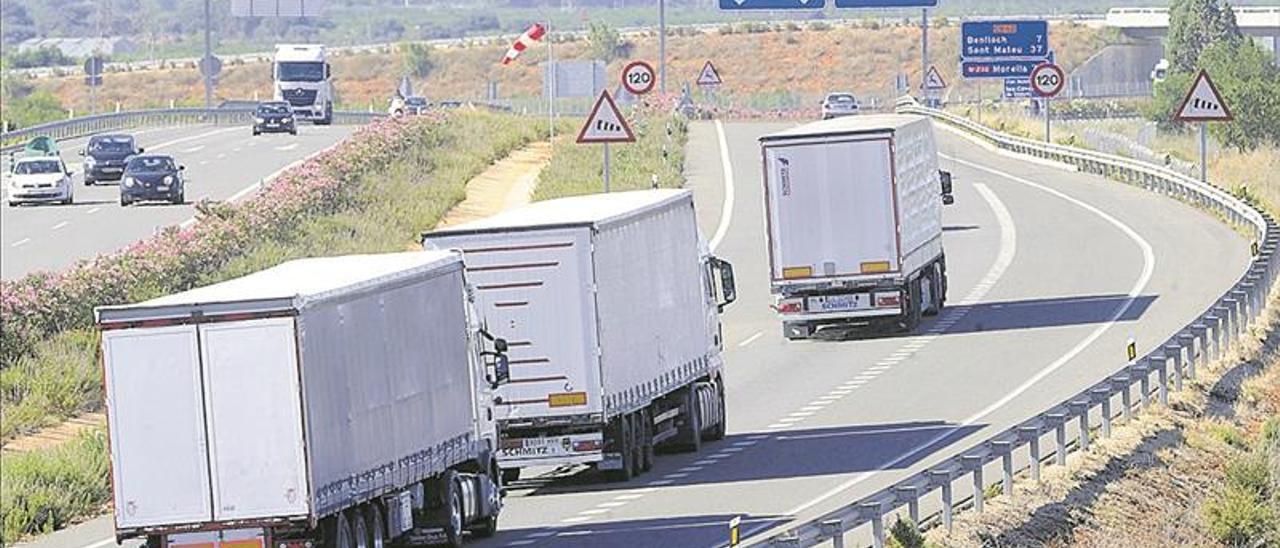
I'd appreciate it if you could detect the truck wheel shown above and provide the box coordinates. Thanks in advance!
[501,467,521,484]
[629,413,645,477]
[706,381,727,442]
[901,279,923,332]
[443,478,464,548]
[329,511,356,548]
[682,388,703,453]
[365,504,385,548]
[921,269,941,317]
[783,321,813,341]
[351,509,369,548]
[604,416,635,482]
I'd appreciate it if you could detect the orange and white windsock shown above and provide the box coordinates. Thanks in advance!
[501,23,546,65]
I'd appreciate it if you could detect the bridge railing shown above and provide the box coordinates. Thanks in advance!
[760,97,1276,547]
[0,108,384,154]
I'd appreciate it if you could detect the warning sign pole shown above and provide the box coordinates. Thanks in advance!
[1199,122,1208,182]
[603,143,612,193]
[1173,70,1233,183]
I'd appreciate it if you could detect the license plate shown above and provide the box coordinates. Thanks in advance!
[498,433,602,459]
[103,167,122,173]
[157,185,169,191]
[807,294,868,312]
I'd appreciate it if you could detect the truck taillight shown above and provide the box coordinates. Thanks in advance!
[875,293,900,307]
[573,439,602,452]
[775,298,803,314]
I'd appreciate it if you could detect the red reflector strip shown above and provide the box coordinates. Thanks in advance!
[573,440,602,452]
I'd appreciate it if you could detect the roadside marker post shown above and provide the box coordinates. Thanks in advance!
[576,90,636,193]
[1126,337,1137,363]
[729,515,742,546]
[1174,69,1234,183]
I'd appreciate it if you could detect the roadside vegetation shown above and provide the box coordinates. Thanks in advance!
[535,102,687,201]
[0,110,545,543]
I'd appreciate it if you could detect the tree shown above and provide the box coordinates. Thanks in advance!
[401,42,435,79]
[587,21,621,63]
[1165,0,1241,73]
[1197,39,1280,151]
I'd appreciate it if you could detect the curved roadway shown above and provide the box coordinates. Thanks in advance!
[15,118,1248,548]
[1,124,354,279]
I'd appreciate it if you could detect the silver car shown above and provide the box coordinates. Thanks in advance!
[821,92,860,119]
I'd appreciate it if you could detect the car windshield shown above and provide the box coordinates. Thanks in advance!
[277,61,324,82]
[405,97,428,106]
[126,157,175,172]
[258,103,291,114]
[827,94,856,105]
[14,160,62,175]
[89,136,135,152]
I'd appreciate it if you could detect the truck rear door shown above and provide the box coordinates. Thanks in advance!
[103,325,213,529]
[199,318,309,521]
[763,136,898,282]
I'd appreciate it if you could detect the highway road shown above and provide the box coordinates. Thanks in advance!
[1,124,354,279]
[14,117,1249,548]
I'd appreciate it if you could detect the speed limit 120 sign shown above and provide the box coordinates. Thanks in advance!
[1030,63,1065,97]
[622,61,656,95]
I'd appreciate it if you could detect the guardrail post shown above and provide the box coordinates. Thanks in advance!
[1178,333,1198,380]
[1163,345,1182,392]
[1070,400,1091,452]
[820,519,845,548]
[992,440,1015,496]
[1155,357,1169,406]
[1232,289,1251,333]
[962,455,985,513]
[1190,323,1209,376]
[930,469,954,532]
[1115,375,1132,422]
[1019,424,1042,481]
[1093,387,1112,438]
[895,485,923,525]
[861,501,886,548]
[1243,279,1261,324]
[1206,314,1224,361]
[1048,410,1068,466]
[1134,361,1151,409]
[1220,303,1238,350]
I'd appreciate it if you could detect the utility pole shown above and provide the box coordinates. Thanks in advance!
[203,0,213,108]
[547,18,555,142]
[659,0,667,94]
[921,7,928,100]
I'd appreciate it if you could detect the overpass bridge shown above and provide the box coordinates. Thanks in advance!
[1107,6,1280,44]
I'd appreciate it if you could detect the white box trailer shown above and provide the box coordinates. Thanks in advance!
[96,251,509,548]
[760,114,953,339]
[423,189,737,482]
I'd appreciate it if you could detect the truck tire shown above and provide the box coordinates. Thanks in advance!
[325,511,356,548]
[682,388,703,453]
[471,513,498,538]
[501,467,521,484]
[443,477,465,548]
[351,508,369,548]
[921,268,941,317]
[604,415,635,482]
[365,504,386,548]
[901,279,923,332]
[706,381,727,442]
[630,413,645,477]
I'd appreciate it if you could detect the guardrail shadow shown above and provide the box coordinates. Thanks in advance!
[509,420,983,498]
[480,513,787,548]
[935,294,1158,335]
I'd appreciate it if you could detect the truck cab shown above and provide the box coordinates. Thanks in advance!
[274,44,334,125]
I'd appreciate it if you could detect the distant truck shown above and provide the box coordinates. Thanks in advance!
[424,189,737,482]
[274,44,334,124]
[96,252,510,548]
[759,114,953,340]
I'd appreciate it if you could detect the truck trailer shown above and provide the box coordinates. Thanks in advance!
[423,189,737,482]
[759,114,953,340]
[96,251,509,548]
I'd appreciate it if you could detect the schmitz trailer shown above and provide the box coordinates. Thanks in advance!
[96,251,511,548]
[760,114,954,340]
[423,189,737,482]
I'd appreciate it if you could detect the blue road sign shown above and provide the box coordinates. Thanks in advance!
[719,0,824,8]
[962,59,1043,79]
[834,0,937,6]
[1003,77,1032,99]
[961,20,1050,60]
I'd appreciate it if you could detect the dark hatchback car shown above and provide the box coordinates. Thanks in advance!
[80,134,143,185]
[120,155,185,206]
[252,101,298,136]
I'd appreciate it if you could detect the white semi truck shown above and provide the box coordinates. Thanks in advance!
[759,114,954,340]
[96,252,509,548]
[274,44,334,124]
[424,189,737,482]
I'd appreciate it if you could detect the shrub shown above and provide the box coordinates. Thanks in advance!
[1203,483,1276,545]
[887,517,927,548]
[0,430,111,544]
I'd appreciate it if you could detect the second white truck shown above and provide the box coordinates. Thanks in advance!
[760,114,954,340]
[423,189,737,482]
[274,44,334,124]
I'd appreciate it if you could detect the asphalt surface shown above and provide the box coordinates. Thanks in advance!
[1,124,354,279]
[15,119,1249,548]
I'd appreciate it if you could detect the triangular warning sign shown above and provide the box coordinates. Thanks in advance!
[696,61,722,87]
[924,65,947,90]
[1175,69,1233,122]
[576,91,635,144]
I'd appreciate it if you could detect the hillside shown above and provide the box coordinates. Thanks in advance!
[17,20,1110,115]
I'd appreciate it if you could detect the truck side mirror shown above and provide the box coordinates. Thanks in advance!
[494,354,510,386]
[325,63,331,79]
[939,170,955,205]
[137,147,145,153]
[78,150,85,156]
[943,194,955,205]
[712,257,736,312]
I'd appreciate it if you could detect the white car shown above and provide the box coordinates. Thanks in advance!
[7,157,74,206]
[821,92,860,119]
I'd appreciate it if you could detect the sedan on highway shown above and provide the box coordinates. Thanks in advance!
[81,134,143,185]
[252,101,298,136]
[120,155,185,206]
[6,157,74,206]
[821,92,860,119]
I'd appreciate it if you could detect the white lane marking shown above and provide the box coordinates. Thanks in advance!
[275,143,299,151]
[694,459,718,466]
[216,153,226,159]
[767,423,792,429]
[52,221,69,230]
[868,365,892,371]
[181,145,205,153]
[233,147,243,152]
[86,207,101,214]
[199,160,209,165]
[578,508,610,515]
[679,466,703,473]
[787,411,814,418]
[830,389,853,395]
[721,447,745,453]
[710,120,736,252]
[560,516,592,524]
[751,158,1156,542]
[647,479,675,486]
[80,539,118,548]
[738,331,764,347]
[747,434,770,440]
[597,501,628,508]
[11,238,30,247]
[507,540,535,546]
[148,126,240,152]
[613,494,645,501]
[528,531,558,538]
[733,440,758,446]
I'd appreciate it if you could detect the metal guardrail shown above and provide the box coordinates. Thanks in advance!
[762,97,1277,547]
[0,108,384,154]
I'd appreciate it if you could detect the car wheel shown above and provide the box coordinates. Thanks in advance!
[7,201,16,207]
[171,192,184,205]
[120,196,131,207]
[253,129,260,136]
[63,195,73,205]
[84,178,94,186]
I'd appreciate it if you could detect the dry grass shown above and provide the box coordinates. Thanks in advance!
[20,22,1108,114]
